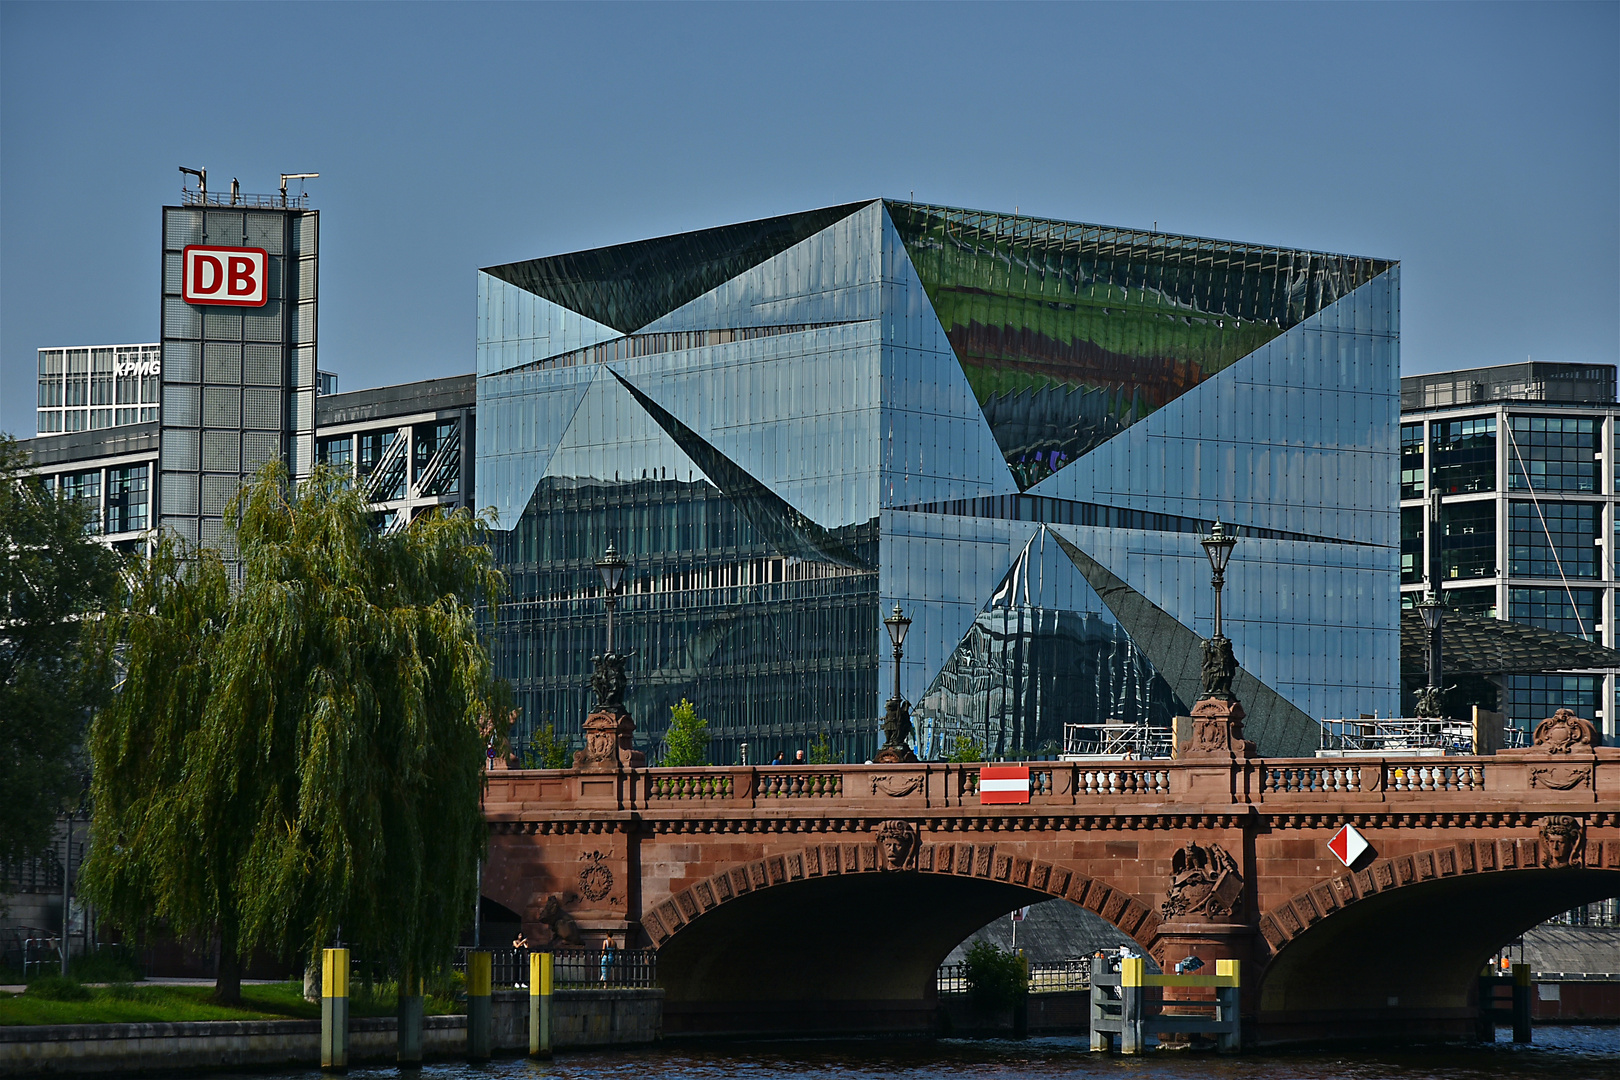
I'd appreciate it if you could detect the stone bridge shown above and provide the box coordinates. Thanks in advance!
[482,730,1620,1046]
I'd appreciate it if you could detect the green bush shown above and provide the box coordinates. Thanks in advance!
[807,732,840,765]
[947,735,986,763]
[662,699,710,767]
[26,975,92,1001]
[70,945,143,983]
[963,940,1026,1011]
[522,723,573,770]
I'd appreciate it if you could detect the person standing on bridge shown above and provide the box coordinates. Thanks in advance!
[772,751,786,766]
[794,750,806,764]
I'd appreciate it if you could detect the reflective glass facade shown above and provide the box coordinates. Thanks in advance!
[478,201,1400,763]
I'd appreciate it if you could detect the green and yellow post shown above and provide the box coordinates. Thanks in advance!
[467,950,492,1061]
[529,951,554,1058]
[320,948,349,1071]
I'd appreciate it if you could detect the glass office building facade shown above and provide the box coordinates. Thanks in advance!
[477,201,1401,764]
[1401,363,1620,738]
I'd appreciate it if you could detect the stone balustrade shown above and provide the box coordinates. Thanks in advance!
[486,752,1614,818]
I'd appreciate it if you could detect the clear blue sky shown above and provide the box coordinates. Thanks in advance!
[3,2,1615,437]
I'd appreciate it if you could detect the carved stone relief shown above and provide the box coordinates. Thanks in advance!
[871,774,925,798]
[1162,840,1243,920]
[875,819,919,871]
[1531,709,1598,755]
[1539,815,1586,869]
[579,850,614,902]
[1530,764,1595,791]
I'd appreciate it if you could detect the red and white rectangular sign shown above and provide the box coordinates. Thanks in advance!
[182,245,268,307]
[979,765,1030,805]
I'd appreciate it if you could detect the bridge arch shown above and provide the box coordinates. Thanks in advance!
[645,834,1159,1035]
[1257,835,1620,1043]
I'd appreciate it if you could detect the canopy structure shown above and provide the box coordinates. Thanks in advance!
[1400,608,1620,677]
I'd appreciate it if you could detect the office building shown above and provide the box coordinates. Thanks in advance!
[1401,362,1620,738]
[477,201,1401,764]
[35,343,161,435]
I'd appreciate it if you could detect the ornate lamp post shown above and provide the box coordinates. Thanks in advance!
[875,605,917,763]
[596,542,627,655]
[1182,520,1254,761]
[1198,522,1238,702]
[578,542,643,772]
[1415,591,1445,719]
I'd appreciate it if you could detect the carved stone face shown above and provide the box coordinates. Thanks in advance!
[876,821,915,871]
[1541,816,1584,868]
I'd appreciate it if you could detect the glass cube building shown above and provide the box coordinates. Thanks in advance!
[477,201,1401,764]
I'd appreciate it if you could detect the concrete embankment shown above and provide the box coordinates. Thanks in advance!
[0,988,662,1076]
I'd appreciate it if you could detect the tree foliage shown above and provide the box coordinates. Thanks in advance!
[521,723,573,770]
[964,940,1027,1011]
[0,435,120,862]
[662,698,709,767]
[80,462,508,1003]
[806,731,840,765]
[946,735,986,763]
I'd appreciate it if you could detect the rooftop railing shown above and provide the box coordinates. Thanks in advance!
[180,189,309,210]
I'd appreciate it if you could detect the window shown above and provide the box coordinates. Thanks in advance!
[90,348,114,406]
[1506,674,1599,736]
[358,430,404,500]
[1400,506,1424,584]
[1508,415,1598,493]
[1444,586,1497,619]
[1441,500,1495,580]
[107,465,149,534]
[64,349,89,408]
[1432,416,1495,495]
[413,420,459,496]
[1509,501,1599,579]
[1400,423,1424,500]
[1510,586,1598,641]
[318,435,353,470]
[59,470,101,533]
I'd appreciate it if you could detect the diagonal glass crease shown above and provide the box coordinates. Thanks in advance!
[607,369,871,570]
[483,202,873,333]
[886,201,1395,490]
[1047,531,1320,758]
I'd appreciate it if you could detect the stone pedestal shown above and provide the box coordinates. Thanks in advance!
[574,709,646,772]
[1177,697,1256,761]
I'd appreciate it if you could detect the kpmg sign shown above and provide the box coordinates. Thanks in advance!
[182,245,268,307]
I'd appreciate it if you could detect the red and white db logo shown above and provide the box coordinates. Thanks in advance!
[182,245,268,307]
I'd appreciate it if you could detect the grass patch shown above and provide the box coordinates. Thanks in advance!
[0,980,459,1027]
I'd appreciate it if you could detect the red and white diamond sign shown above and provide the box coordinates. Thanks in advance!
[1328,824,1369,867]
[979,766,1031,805]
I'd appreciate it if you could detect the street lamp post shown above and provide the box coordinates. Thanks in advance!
[1415,591,1445,719]
[1197,522,1239,702]
[596,542,627,655]
[874,605,917,763]
[578,542,644,771]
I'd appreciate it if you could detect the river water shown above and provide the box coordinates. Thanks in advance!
[199,1028,1619,1080]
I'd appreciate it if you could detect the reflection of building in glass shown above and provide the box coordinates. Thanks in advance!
[479,201,1401,765]
[1400,362,1620,738]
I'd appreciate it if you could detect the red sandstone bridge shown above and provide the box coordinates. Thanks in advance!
[482,714,1620,1047]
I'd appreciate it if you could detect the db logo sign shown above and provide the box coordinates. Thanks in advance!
[182,246,268,307]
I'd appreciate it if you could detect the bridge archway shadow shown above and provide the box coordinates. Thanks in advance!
[1259,865,1620,1044]
[652,862,1147,1036]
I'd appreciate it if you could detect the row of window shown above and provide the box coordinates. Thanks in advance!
[37,465,151,535]
[36,406,160,433]
[1401,500,1610,583]
[316,421,461,500]
[1402,414,1612,499]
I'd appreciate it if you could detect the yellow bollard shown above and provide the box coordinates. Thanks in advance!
[529,951,554,1058]
[467,950,492,1061]
[320,948,349,1070]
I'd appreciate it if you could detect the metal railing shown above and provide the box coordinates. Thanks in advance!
[936,957,1091,994]
[1062,722,1173,759]
[181,189,309,209]
[453,946,656,988]
[1319,717,1529,755]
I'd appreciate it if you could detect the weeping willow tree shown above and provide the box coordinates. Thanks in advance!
[81,462,508,1003]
